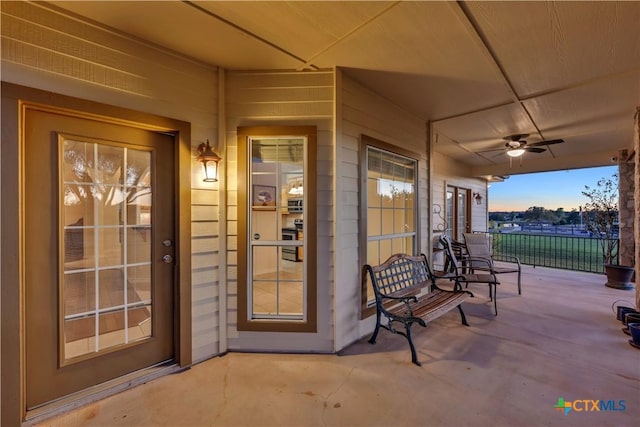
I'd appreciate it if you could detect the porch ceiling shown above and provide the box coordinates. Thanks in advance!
[48,1,640,178]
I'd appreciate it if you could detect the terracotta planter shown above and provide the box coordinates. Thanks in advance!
[604,264,635,290]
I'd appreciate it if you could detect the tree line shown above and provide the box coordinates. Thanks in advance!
[491,174,619,227]
[489,206,595,225]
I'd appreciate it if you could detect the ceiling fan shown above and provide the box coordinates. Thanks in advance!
[486,134,564,158]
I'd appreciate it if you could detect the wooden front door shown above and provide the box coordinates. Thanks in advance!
[24,103,176,409]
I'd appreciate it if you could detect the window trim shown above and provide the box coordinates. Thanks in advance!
[359,135,420,319]
[237,126,317,332]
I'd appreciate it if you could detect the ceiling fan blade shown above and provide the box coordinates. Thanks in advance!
[524,147,546,153]
[528,139,564,147]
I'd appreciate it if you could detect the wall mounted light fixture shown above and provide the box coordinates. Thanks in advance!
[473,192,483,205]
[196,139,222,182]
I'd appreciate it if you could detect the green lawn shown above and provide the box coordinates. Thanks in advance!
[490,233,611,273]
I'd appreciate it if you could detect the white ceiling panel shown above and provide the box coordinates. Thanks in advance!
[40,0,640,177]
[466,1,640,97]
[434,103,534,148]
[197,1,395,65]
[343,68,511,122]
[311,2,500,77]
[523,72,640,143]
[318,2,514,119]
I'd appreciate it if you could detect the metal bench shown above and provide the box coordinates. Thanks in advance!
[364,253,474,366]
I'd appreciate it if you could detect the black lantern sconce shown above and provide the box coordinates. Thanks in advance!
[473,192,483,205]
[196,139,221,182]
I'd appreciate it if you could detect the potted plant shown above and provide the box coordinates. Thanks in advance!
[581,173,634,289]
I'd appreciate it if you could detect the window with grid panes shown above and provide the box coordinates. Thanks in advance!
[361,136,418,315]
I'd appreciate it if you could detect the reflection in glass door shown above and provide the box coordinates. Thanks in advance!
[24,102,175,410]
[249,137,305,320]
[61,139,153,362]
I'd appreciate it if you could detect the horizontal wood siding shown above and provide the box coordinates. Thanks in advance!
[432,151,488,268]
[1,1,221,363]
[336,71,428,350]
[225,70,334,352]
[191,188,222,361]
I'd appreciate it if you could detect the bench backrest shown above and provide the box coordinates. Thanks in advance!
[364,254,435,302]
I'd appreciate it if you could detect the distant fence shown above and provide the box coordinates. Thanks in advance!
[519,224,589,235]
[493,223,618,238]
[489,232,615,274]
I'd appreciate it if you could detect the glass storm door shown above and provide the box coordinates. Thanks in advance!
[24,106,175,410]
[237,126,317,334]
[248,137,306,321]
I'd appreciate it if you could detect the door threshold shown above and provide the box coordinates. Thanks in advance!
[23,360,183,426]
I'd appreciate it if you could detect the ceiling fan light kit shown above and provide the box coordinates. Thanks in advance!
[506,148,525,157]
[478,134,565,163]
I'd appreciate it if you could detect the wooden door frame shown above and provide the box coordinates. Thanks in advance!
[1,82,192,424]
[236,125,318,332]
[445,184,472,240]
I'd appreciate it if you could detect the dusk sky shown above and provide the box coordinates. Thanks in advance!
[488,165,618,212]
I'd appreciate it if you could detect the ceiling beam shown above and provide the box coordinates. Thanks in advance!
[300,1,402,70]
[471,148,620,177]
[447,1,545,140]
[182,0,318,70]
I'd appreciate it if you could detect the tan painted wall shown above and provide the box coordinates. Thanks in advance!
[432,151,488,232]
[336,71,429,349]
[432,151,488,268]
[224,70,334,352]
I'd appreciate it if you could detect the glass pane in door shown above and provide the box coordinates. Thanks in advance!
[61,138,152,362]
[249,137,305,320]
[457,189,467,240]
[251,246,303,316]
[446,188,454,239]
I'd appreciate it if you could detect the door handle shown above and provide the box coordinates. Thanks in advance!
[162,254,173,264]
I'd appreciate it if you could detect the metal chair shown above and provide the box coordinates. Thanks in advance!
[463,233,522,295]
[439,234,500,315]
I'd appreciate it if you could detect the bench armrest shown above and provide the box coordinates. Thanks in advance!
[377,294,419,318]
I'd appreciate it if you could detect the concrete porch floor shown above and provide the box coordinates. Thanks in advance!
[38,265,639,427]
